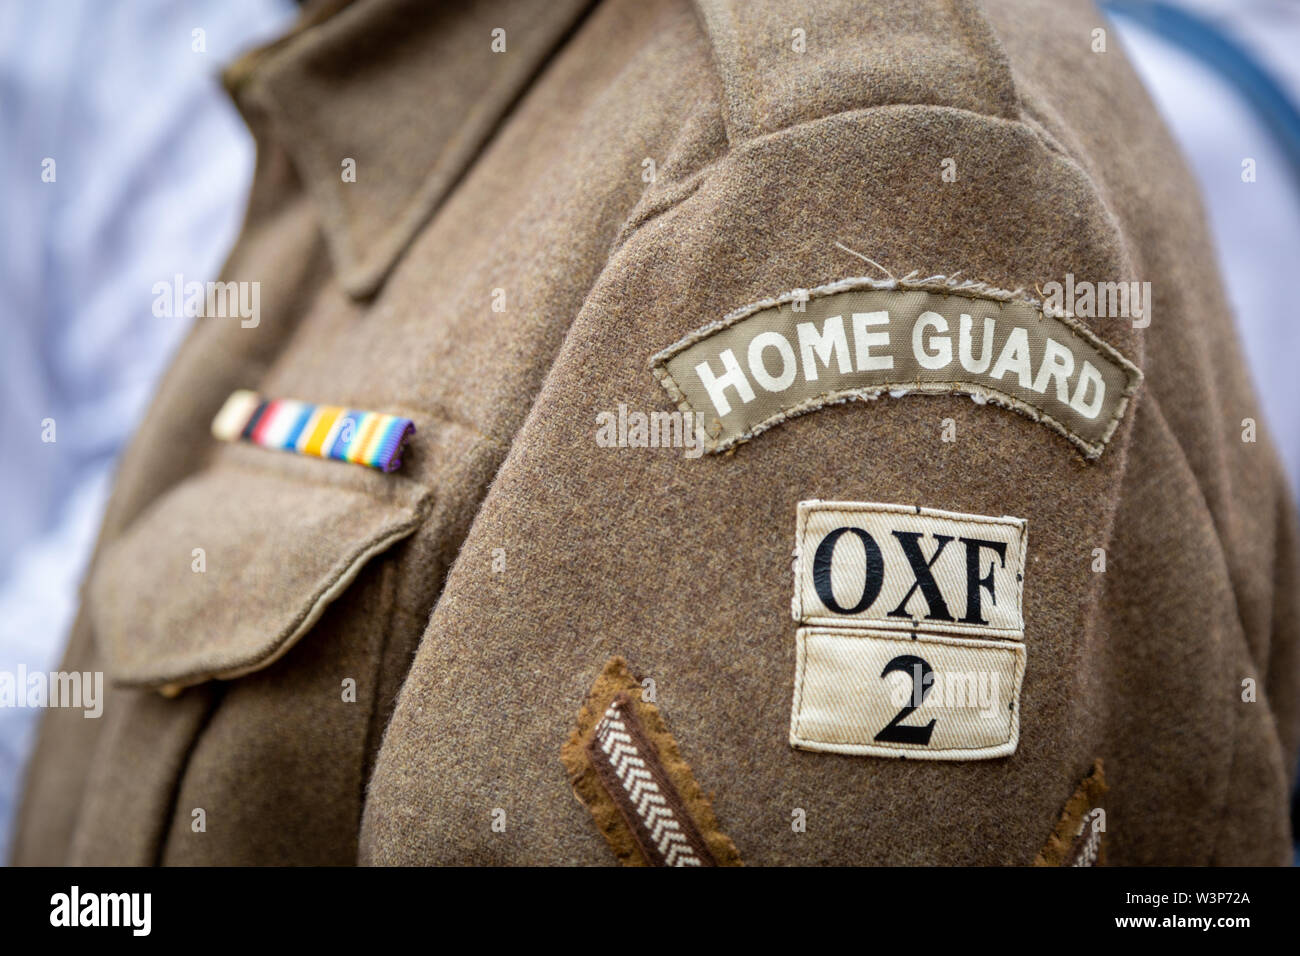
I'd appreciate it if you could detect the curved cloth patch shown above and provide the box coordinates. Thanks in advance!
[649,276,1142,459]
[562,657,742,867]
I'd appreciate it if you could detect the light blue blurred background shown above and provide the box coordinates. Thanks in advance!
[0,0,296,861]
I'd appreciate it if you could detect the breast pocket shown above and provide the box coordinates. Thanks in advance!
[87,443,427,692]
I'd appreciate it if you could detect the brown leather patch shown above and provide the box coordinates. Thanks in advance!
[1035,759,1108,866]
[562,657,742,867]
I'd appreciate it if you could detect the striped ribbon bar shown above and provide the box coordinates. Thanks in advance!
[211,389,415,473]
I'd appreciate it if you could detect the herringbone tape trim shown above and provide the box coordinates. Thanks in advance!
[588,696,716,866]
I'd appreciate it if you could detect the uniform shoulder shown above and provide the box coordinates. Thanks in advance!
[689,0,1021,143]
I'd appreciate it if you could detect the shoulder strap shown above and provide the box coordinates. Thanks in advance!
[690,0,1021,144]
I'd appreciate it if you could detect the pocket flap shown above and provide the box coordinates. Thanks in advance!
[88,459,424,690]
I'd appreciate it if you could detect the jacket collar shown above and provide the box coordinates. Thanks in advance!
[226,0,596,299]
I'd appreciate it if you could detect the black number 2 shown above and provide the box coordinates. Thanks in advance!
[874,654,938,745]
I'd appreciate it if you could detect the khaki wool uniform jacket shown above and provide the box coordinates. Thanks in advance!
[13,0,1300,866]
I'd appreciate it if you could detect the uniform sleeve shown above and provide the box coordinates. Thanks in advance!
[356,95,1291,865]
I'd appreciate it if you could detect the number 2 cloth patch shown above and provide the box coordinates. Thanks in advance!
[789,501,1029,761]
[791,628,1025,759]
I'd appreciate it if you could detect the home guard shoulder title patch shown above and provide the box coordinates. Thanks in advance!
[1035,759,1108,866]
[562,657,742,867]
[650,276,1142,459]
[211,389,415,472]
[789,501,1029,760]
